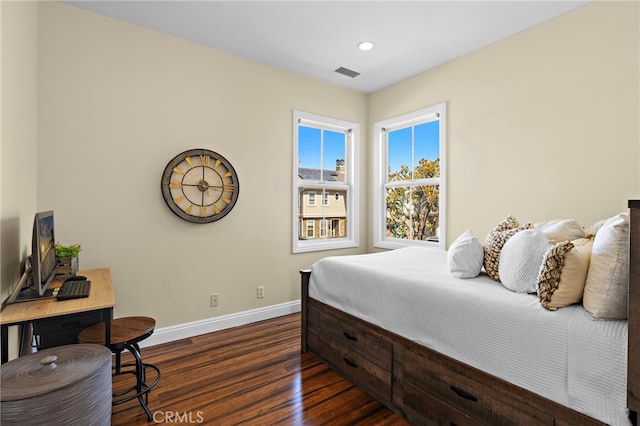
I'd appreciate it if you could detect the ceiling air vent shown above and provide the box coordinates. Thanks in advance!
[334,66,360,78]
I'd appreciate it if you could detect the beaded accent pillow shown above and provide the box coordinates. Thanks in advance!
[537,237,594,311]
[483,216,531,282]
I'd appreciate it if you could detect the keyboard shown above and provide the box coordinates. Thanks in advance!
[57,279,91,300]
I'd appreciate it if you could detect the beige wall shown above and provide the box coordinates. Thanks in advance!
[368,0,639,249]
[1,0,39,359]
[36,2,368,327]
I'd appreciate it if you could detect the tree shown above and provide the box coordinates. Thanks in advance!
[386,158,440,240]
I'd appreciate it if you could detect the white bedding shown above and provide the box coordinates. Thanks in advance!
[309,246,630,426]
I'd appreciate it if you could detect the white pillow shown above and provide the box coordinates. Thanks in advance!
[448,230,484,279]
[534,219,585,243]
[498,229,552,293]
[583,213,629,319]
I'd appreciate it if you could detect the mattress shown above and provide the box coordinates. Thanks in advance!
[309,246,630,426]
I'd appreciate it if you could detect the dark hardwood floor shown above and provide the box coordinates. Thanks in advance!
[111,313,408,425]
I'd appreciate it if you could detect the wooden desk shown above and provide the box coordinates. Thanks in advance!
[0,267,115,364]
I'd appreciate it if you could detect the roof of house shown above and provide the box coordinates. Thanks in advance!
[298,168,343,182]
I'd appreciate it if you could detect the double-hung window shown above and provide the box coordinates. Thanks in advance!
[373,103,446,250]
[293,110,359,253]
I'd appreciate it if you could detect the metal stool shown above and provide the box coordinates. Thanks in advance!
[78,316,160,421]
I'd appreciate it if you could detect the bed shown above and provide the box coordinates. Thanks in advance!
[301,200,639,426]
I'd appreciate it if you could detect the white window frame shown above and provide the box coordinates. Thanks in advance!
[308,191,316,207]
[373,103,446,250]
[293,110,359,253]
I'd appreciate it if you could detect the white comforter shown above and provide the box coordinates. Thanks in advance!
[309,247,629,426]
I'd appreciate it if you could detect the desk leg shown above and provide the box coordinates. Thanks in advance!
[105,308,113,346]
[2,324,8,364]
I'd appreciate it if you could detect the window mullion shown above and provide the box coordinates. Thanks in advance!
[319,129,324,181]
[384,179,438,189]
[409,186,414,240]
[411,125,415,181]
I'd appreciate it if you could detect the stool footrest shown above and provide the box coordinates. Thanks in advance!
[113,362,161,421]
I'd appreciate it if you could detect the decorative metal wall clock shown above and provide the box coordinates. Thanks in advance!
[161,149,239,223]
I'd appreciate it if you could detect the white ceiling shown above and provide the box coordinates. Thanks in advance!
[63,1,591,94]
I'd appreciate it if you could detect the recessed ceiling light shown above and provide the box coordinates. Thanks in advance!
[357,41,374,51]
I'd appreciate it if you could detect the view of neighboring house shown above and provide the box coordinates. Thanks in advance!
[297,160,347,240]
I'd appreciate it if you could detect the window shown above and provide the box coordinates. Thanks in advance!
[294,110,359,253]
[373,103,446,250]
[306,220,315,239]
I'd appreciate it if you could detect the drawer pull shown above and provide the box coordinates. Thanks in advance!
[450,385,478,402]
[343,357,358,368]
[343,332,358,341]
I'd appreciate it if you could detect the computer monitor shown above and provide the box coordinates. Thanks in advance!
[8,211,58,303]
[31,211,57,295]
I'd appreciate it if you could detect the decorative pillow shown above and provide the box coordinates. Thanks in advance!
[534,219,585,243]
[537,237,594,311]
[498,229,551,293]
[483,216,531,282]
[448,230,484,279]
[583,213,630,319]
[585,218,607,238]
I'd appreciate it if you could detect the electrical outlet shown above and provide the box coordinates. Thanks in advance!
[210,293,219,307]
[257,286,265,299]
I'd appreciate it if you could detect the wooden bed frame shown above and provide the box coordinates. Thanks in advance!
[301,200,639,426]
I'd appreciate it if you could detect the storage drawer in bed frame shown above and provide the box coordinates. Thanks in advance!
[307,301,393,405]
[401,345,552,425]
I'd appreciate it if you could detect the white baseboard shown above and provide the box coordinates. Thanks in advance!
[140,300,301,348]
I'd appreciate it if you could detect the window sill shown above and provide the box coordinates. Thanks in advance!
[293,239,358,253]
[374,239,441,251]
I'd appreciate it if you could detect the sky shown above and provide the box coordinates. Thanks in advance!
[298,126,345,171]
[387,120,440,174]
[298,120,439,175]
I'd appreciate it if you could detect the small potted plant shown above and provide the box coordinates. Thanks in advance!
[55,244,81,279]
